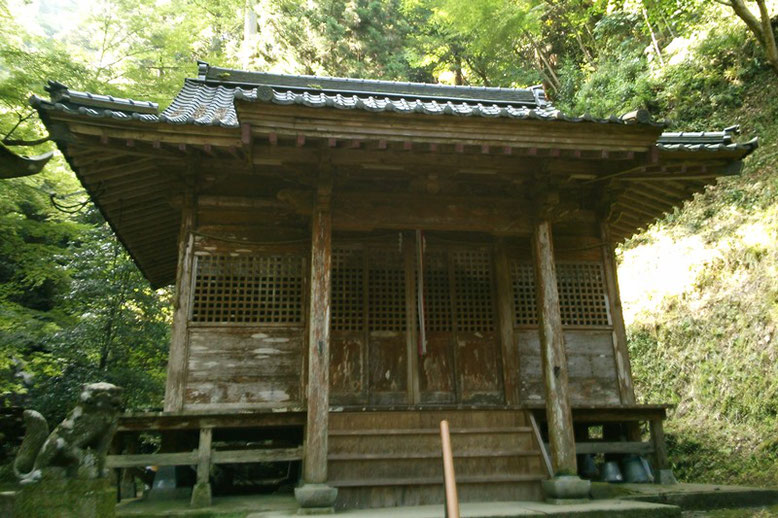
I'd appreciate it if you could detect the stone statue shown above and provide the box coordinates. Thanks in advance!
[14,382,122,484]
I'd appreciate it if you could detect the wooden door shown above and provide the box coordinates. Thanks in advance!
[366,246,408,405]
[417,244,504,405]
[417,249,457,404]
[451,248,504,404]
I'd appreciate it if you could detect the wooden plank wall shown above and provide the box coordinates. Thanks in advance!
[185,327,304,410]
[510,235,623,406]
[516,330,621,405]
[182,236,307,410]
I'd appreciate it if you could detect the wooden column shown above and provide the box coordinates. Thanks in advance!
[163,189,196,412]
[494,240,519,405]
[650,419,669,471]
[303,175,333,485]
[600,221,636,405]
[532,220,577,475]
[191,427,213,506]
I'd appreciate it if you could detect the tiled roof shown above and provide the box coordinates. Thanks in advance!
[657,127,758,154]
[29,63,757,155]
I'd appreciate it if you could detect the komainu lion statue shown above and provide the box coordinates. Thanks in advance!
[14,383,123,484]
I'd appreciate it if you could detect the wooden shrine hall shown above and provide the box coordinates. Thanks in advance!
[31,62,757,510]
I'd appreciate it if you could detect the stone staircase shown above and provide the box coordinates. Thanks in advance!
[328,409,548,509]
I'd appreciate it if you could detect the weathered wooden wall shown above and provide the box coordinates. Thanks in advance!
[177,225,627,411]
[181,236,307,410]
[185,327,304,410]
[516,330,620,405]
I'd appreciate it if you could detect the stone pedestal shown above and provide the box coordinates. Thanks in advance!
[657,469,678,485]
[190,481,212,507]
[13,478,115,518]
[295,483,338,515]
[542,475,591,504]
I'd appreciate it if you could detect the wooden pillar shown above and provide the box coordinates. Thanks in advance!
[532,220,577,475]
[494,240,519,405]
[191,427,212,507]
[163,189,196,412]
[303,176,333,485]
[650,419,669,470]
[600,221,636,405]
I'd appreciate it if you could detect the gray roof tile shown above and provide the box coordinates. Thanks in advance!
[29,64,757,156]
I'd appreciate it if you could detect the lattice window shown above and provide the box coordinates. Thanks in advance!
[332,247,365,331]
[511,260,610,327]
[191,254,304,324]
[422,251,453,332]
[557,262,610,326]
[511,262,538,326]
[367,249,406,331]
[452,250,495,332]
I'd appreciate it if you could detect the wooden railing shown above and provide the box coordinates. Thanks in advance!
[440,420,459,518]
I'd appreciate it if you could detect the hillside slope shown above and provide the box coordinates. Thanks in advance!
[620,64,778,485]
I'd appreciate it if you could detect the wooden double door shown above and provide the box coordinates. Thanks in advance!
[328,235,505,407]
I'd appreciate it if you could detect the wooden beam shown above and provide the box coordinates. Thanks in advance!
[303,172,333,485]
[494,240,519,405]
[600,221,636,405]
[106,451,197,468]
[565,442,654,455]
[212,447,303,464]
[532,219,577,476]
[163,188,196,412]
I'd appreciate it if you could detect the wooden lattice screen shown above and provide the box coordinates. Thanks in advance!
[191,254,304,324]
[367,248,406,331]
[452,250,495,332]
[331,247,365,331]
[423,251,453,332]
[511,261,611,327]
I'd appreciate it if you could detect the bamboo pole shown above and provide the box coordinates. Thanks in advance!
[440,420,460,518]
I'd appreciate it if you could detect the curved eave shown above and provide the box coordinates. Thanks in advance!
[608,141,757,242]
[32,103,185,288]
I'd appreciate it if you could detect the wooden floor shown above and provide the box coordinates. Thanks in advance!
[328,409,547,509]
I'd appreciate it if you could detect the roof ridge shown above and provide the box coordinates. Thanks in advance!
[197,62,546,108]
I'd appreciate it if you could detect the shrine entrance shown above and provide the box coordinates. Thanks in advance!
[328,232,505,407]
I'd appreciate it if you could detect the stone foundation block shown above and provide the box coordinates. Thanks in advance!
[190,481,212,507]
[657,469,678,485]
[542,475,592,504]
[295,483,338,514]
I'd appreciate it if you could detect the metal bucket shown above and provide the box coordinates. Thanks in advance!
[600,460,624,483]
[622,455,653,483]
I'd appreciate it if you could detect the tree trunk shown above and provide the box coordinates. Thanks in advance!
[756,0,778,73]
[722,0,778,74]
[642,4,665,66]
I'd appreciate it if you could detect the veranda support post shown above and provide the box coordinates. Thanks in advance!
[164,188,196,412]
[295,172,338,512]
[532,218,590,502]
